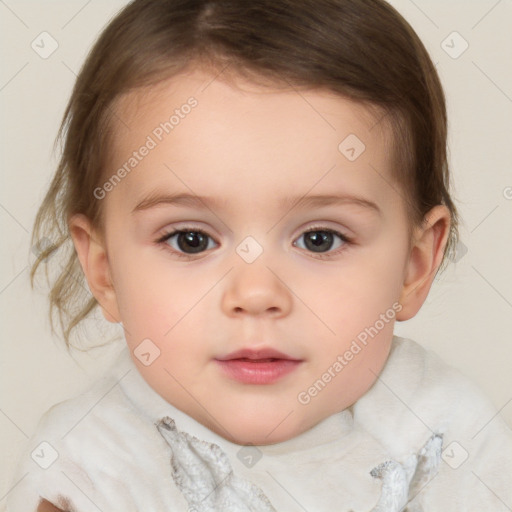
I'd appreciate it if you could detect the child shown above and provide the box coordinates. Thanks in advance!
[7,0,511,510]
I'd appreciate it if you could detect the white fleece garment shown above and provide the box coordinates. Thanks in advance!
[6,336,512,511]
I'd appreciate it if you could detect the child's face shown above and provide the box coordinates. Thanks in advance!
[86,69,423,445]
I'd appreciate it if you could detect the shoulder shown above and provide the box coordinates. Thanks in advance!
[6,348,185,511]
[353,335,512,508]
[354,335,509,442]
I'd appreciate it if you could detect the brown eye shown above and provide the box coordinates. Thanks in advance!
[160,229,216,255]
[294,228,348,254]
[176,231,209,253]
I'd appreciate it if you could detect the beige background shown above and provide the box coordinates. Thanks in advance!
[1,0,511,504]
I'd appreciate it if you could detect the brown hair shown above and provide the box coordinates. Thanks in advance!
[31,0,459,346]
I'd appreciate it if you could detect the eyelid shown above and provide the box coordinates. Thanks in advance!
[156,224,217,242]
[301,224,350,237]
[293,222,352,245]
[155,218,223,240]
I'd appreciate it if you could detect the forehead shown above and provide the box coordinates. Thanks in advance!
[105,68,398,214]
[114,68,389,148]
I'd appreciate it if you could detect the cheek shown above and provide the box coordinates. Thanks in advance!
[332,339,392,409]
[319,257,404,338]
[108,248,179,337]
[304,240,404,389]
[110,249,216,356]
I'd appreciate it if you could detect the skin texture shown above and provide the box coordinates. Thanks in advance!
[37,499,68,512]
[70,68,450,446]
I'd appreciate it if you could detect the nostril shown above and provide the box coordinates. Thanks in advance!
[232,306,279,314]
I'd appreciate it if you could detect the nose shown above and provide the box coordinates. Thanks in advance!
[221,259,293,318]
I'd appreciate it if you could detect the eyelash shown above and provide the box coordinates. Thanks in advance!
[156,225,352,260]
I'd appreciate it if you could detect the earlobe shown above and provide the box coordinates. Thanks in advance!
[68,214,121,323]
[396,205,451,321]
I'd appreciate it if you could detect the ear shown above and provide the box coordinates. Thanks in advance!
[68,214,121,323]
[396,205,451,321]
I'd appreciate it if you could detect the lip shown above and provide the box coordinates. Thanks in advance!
[214,347,303,385]
[216,348,300,361]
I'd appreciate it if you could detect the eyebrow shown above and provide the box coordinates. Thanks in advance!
[132,192,381,216]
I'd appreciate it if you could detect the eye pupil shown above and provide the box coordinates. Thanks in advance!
[178,231,208,253]
[305,231,333,252]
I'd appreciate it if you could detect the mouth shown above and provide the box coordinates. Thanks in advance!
[214,348,303,385]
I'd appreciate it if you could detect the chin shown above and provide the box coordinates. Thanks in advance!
[213,414,307,446]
